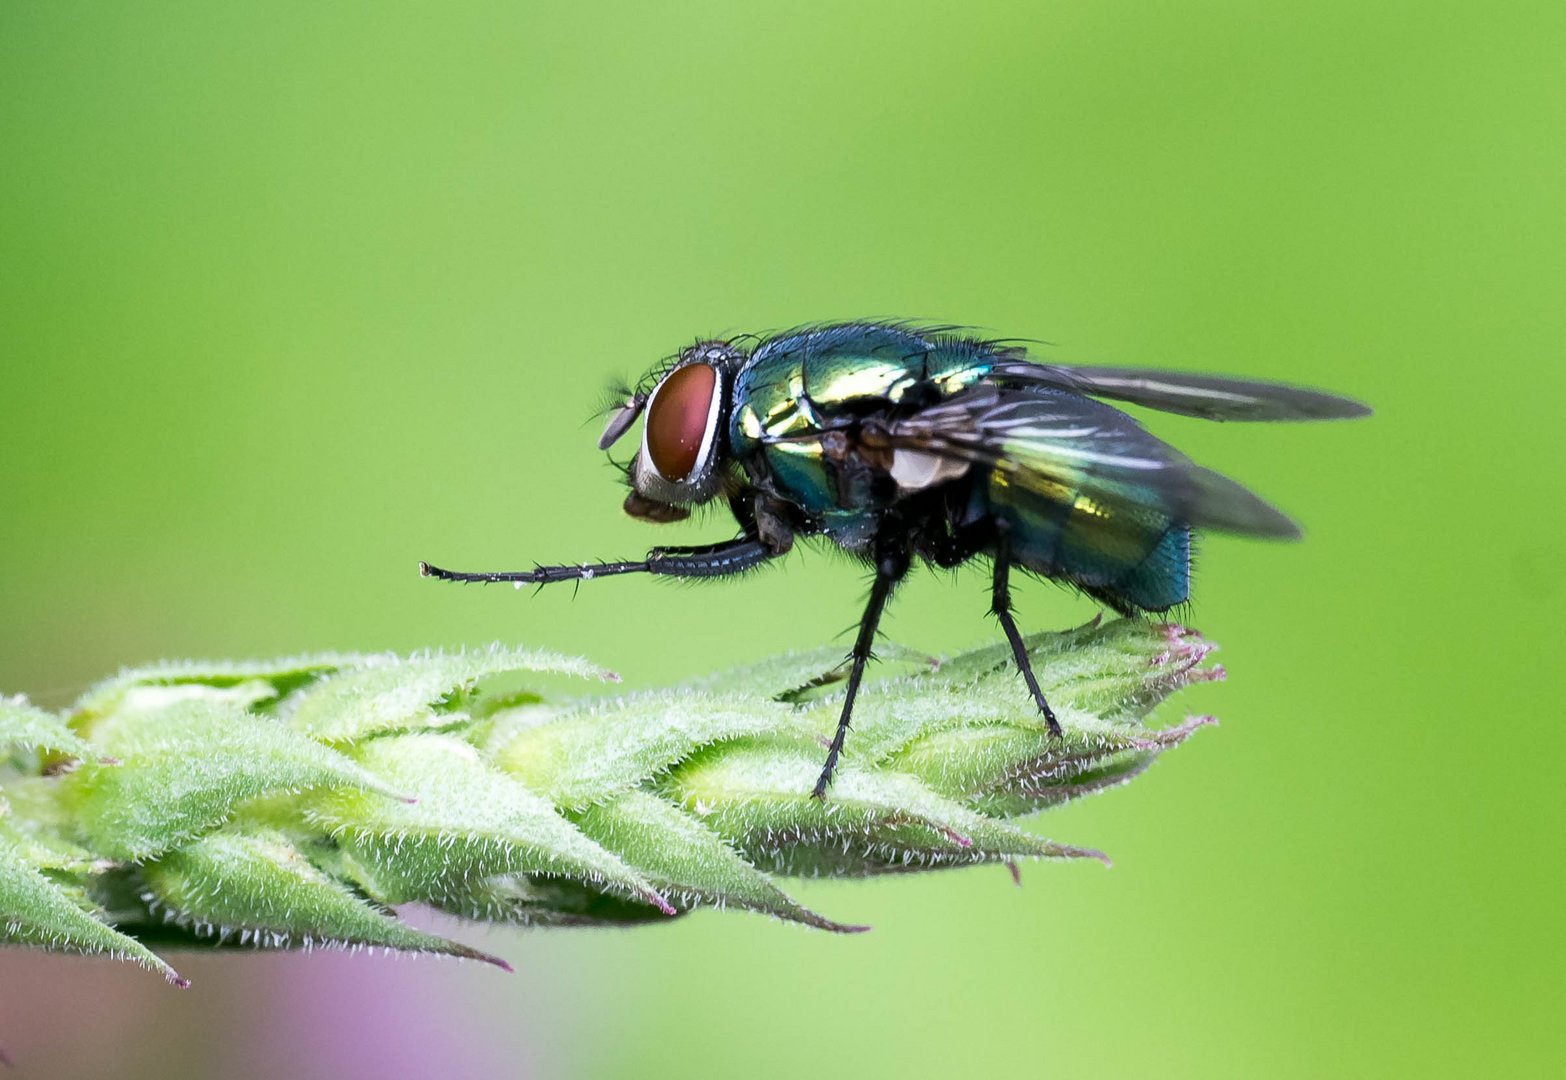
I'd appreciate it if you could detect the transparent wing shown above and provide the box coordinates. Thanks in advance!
[988,359,1371,422]
[887,384,1303,538]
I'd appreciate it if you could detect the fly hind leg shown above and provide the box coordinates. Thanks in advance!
[990,536,1063,738]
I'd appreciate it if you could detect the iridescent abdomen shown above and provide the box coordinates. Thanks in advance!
[973,448,1191,614]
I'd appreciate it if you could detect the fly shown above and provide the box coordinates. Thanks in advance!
[419,322,1370,798]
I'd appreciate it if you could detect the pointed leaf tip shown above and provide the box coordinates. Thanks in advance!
[1,843,183,985]
[316,735,667,913]
[442,941,513,972]
[140,831,500,968]
[1129,715,1219,751]
[1,697,95,760]
[1064,844,1112,867]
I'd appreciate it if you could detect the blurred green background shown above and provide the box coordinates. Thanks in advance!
[2,1,1562,1077]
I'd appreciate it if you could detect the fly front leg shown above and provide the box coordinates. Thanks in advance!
[990,533,1062,738]
[418,537,775,586]
[812,538,910,800]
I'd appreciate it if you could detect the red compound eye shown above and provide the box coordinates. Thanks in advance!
[644,363,717,481]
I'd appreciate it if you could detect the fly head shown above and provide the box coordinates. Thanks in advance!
[598,341,746,521]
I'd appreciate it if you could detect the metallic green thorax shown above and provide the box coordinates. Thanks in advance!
[727,324,1192,613]
[731,325,990,535]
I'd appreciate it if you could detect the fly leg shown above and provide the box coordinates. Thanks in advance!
[990,537,1063,738]
[418,537,775,586]
[812,540,909,800]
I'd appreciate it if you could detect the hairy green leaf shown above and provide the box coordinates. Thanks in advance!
[1,696,93,760]
[72,654,351,727]
[0,840,185,986]
[64,700,401,860]
[491,690,803,809]
[663,742,1105,875]
[572,789,861,931]
[684,641,937,703]
[284,645,613,743]
[140,829,508,968]
[313,734,674,914]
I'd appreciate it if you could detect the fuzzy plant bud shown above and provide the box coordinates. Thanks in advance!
[1,619,1218,982]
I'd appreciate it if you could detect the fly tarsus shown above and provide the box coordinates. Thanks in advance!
[417,558,650,585]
